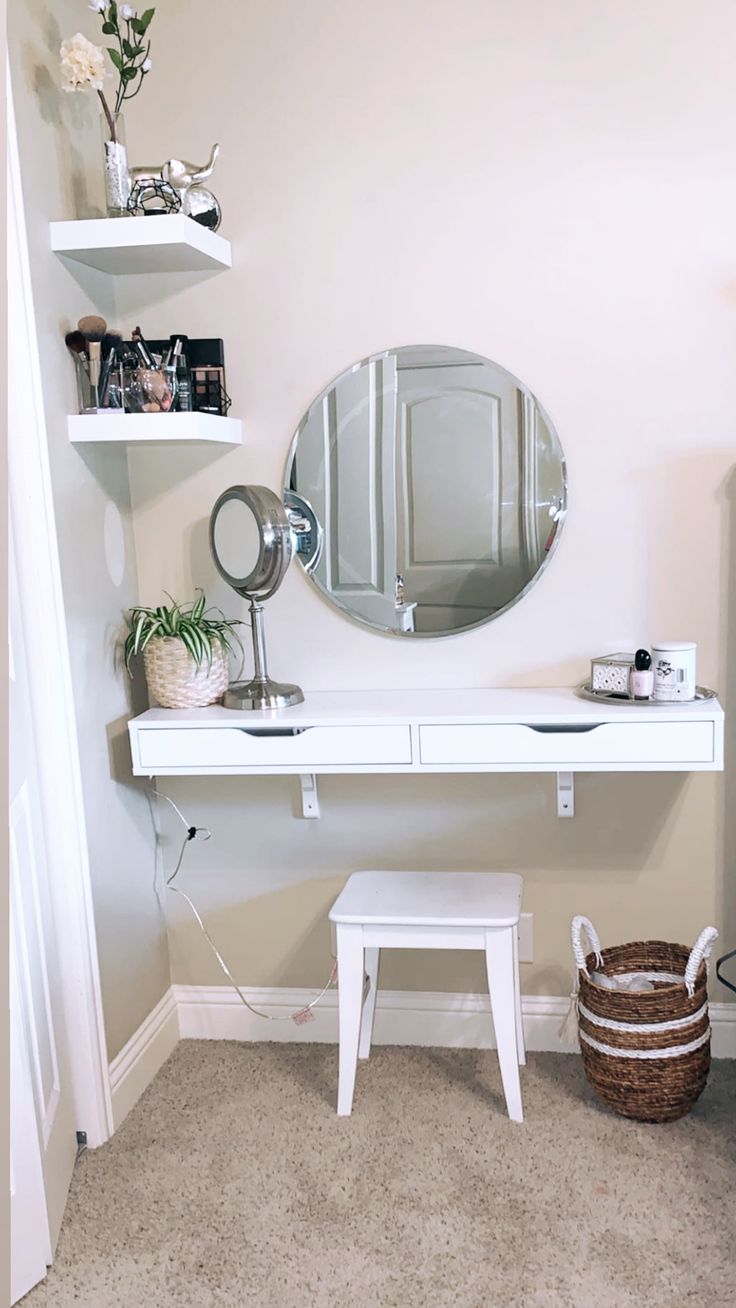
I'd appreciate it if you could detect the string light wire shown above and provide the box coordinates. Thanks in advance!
[151,786,337,1023]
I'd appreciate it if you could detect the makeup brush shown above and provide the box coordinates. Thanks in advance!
[98,333,124,407]
[78,314,107,389]
[65,330,89,367]
[132,324,156,369]
[78,314,107,336]
[101,331,123,356]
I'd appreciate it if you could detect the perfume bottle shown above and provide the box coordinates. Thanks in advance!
[630,649,653,700]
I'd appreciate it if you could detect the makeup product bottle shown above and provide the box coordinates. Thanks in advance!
[630,649,653,700]
[652,641,697,701]
[170,336,192,411]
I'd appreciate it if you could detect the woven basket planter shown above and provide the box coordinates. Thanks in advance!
[571,916,718,1123]
[142,635,228,709]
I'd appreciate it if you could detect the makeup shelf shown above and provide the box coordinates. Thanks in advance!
[50,215,231,275]
[68,412,242,445]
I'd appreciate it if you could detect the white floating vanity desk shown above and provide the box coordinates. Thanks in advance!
[128,688,724,819]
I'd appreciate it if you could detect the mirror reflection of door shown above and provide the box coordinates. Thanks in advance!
[291,355,403,629]
[395,352,519,633]
[286,345,566,637]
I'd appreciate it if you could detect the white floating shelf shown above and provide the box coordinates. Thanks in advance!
[68,412,242,446]
[50,215,232,275]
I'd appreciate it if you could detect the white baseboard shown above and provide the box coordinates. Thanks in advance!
[108,988,180,1131]
[108,986,736,1132]
[175,985,570,1050]
[174,984,736,1058]
[711,1002,736,1059]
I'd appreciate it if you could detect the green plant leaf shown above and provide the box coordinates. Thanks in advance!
[121,66,138,81]
[123,592,244,680]
[178,626,201,668]
[130,17,144,34]
[102,22,116,35]
[122,38,134,57]
[138,624,161,655]
[200,628,213,668]
[140,8,155,31]
[108,47,124,72]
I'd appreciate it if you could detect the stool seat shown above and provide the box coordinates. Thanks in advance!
[330,870,525,1122]
[329,870,522,928]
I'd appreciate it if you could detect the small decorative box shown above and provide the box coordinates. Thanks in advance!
[590,652,635,696]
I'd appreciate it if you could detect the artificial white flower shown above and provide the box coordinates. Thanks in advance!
[120,5,136,19]
[88,1,106,12]
[141,57,152,72]
[60,33,108,92]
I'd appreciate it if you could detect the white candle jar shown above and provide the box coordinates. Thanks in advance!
[651,641,697,702]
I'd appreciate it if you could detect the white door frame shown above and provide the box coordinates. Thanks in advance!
[7,67,113,1146]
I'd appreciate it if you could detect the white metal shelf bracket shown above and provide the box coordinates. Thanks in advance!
[299,774,320,819]
[556,772,575,818]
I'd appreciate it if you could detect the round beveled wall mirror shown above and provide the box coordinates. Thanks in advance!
[284,345,567,637]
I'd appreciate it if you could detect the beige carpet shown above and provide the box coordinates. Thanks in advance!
[25,1042,735,1307]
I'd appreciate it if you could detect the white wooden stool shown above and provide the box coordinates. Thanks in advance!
[328,870,525,1122]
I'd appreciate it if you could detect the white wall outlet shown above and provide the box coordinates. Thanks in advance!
[518,913,533,963]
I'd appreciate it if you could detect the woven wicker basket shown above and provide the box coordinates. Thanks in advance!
[142,635,228,709]
[571,916,718,1123]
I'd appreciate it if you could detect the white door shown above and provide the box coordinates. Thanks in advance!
[9,531,79,1298]
[10,932,52,1304]
[295,354,402,628]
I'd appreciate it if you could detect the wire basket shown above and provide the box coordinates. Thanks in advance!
[142,636,228,709]
[571,916,718,1123]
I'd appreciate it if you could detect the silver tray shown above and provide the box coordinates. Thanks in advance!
[576,682,717,706]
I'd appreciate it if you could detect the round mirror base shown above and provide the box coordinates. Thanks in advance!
[224,678,305,711]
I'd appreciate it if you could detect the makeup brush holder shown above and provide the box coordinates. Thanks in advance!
[74,359,99,414]
[122,368,175,413]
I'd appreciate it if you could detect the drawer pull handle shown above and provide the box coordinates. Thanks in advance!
[525,724,602,734]
[237,727,310,738]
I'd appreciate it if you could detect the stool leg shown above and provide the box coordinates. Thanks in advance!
[485,928,523,1123]
[359,948,380,1060]
[512,925,526,1066]
[335,924,364,1116]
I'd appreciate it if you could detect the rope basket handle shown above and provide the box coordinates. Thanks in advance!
[684,926,718,997]
[571,915,604,977]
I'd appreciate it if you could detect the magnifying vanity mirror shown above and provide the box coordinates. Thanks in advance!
[285,345,567,637]
[209,485,304,709]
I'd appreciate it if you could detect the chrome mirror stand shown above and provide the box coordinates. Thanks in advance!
[224,599,303,711]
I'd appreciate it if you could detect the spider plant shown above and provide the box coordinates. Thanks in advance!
[124,592,244,673]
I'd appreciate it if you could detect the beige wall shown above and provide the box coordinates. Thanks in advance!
[17,1,735,1008]
[119,0,735,1000]
[9,0,171,1058]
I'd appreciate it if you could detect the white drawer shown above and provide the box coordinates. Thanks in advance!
[418,721,714,767]
[137,724,413,770]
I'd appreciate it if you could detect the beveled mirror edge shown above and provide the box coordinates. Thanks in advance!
[283,344,568,640]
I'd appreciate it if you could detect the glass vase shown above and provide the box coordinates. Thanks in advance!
[101,111,130,218]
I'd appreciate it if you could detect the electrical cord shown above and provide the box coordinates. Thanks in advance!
[152,787,337,1023]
